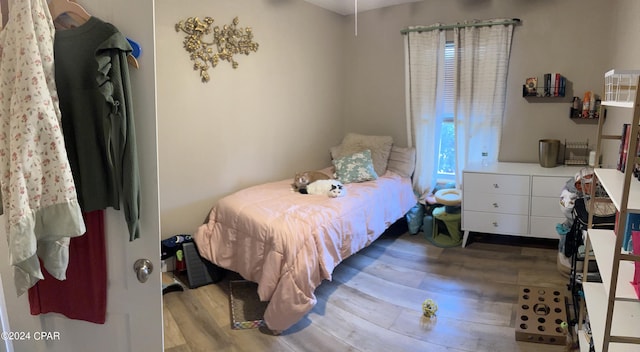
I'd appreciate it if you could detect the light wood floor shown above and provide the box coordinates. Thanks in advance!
[162,229,576,352]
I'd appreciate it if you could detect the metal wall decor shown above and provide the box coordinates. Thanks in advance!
[175,16,259,83]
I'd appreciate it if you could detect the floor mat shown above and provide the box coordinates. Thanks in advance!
[229,280,269,329]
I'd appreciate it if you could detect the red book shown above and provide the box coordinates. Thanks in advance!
[618,124,626,171]
[620,124,631,172]
[554,74,560,96]
[633,131,640,178]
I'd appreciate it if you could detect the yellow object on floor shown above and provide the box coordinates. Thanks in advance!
[422,298,438,318]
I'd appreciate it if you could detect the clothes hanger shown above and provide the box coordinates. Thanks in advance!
[126,54,139,69]
[48,0,90,25]
[1,0,7,30]
[49,0,140,69]
[126,38,141,69]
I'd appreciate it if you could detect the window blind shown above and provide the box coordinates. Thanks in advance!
[443,42,455,117]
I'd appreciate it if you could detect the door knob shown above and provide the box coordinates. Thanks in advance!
[133,259,154,283]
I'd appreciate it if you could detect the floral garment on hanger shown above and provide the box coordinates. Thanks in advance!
[0,0,85,296]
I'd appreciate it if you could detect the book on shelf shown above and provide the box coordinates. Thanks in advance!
[624,213,640,252]
[540,73,564,97]
[618,124,639,173]
[618,124,631,172]
[618,124,626,171]
[544,73,551,96]
[633,129,640,180]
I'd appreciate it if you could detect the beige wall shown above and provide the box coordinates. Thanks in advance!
[156,0,638,238]
[596,0,640,167]
[156,0,346,237]
[343,0,614,162]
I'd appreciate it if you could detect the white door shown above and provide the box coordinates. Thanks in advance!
[0,1,163,351]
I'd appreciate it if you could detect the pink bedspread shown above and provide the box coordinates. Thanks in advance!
[193,170,417,332]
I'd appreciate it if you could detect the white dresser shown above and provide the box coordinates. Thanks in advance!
[461,162,582,247]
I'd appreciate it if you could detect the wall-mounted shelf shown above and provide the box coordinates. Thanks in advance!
[523,73,566,97]
[570,117,600,124]
[522,85,566,98]
[570,107,604,123]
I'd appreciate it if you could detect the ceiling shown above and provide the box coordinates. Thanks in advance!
[303,0,423,16]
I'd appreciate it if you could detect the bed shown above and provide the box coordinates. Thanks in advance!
[193,134,417,333]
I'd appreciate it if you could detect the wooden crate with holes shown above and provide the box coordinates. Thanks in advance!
[515,286,567,345]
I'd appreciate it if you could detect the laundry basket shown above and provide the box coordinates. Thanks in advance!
[577,167,609,200]
[604,69,640,103]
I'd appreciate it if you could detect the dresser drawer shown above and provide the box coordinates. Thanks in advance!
[531,196,562,217]
[530,216,565,239]
[462,211,529,235]
[532,175,571,197]
[464,192,529,215]
[463,173,530,195]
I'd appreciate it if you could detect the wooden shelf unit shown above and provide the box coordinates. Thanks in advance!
[579,71,640,352]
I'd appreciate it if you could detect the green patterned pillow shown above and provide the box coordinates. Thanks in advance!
[332,149,378,184]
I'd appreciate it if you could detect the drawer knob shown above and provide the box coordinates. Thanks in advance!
[492,221,498,227]
[493,183,499,188]
[492,202,499,208]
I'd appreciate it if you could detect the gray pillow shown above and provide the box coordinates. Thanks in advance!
[387,146,416,178]
[330,133,393,176]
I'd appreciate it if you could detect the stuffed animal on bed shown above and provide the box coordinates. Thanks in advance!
[291,171,331,191]
[299,179,346,198]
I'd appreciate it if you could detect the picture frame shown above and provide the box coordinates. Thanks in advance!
[525,77,538,94]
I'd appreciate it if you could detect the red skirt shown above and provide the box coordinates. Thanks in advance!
[28,210,107,324]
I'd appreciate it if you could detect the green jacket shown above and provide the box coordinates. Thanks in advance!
[55,16,140,240]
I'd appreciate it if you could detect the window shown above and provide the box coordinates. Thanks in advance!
[436,120,455,176]
[435,42,455,180]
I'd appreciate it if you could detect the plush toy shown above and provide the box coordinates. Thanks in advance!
[422,298,438,318]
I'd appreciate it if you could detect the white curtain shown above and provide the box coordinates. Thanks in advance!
[453,20,514,186]
[404,27,446,200]
[405,19,514,195]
